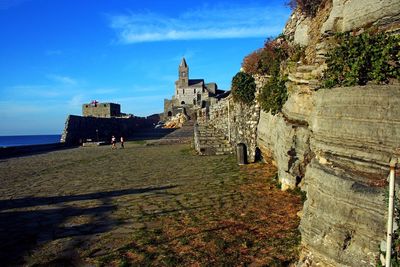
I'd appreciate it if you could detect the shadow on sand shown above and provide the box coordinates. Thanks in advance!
[0,185,176,266]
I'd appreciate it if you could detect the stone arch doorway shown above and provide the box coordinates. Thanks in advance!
[167,111,172,117]
[181,101,185,105]
[237,143,247,165]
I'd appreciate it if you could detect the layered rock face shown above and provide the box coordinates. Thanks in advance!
[302,86,400,266]
[258,85,400,266]
[321,0,400,33]
[311,86,400,184]
[198,0,399,264]
[257,1,400,264]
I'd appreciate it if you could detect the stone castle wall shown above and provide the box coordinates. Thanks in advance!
[197,75,267,162]
[82,103,121,118]
[61,115,158,145]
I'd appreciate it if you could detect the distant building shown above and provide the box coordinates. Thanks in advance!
[82,101,121,118]
[164,58,224,118]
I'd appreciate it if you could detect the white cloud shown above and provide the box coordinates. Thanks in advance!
[68,94,85,107]
[47,74,78,85]
[108,4,288,43]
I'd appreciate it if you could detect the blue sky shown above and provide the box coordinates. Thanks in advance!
[0,0,291,135]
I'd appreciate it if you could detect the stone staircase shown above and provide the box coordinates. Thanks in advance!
[160,120,195,143]
[147,120,195,145]
[194,123,233,155]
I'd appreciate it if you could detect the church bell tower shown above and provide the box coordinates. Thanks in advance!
[179,57,189,87]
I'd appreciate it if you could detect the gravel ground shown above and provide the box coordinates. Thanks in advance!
[0,142,302,266]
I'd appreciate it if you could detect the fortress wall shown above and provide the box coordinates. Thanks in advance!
[207,96,260,162]
[195,75,268,162]
[60,115,158,145]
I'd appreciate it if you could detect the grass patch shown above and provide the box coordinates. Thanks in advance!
[1,144,303,266]
[129,140,147,145]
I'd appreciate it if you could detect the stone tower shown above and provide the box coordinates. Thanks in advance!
[178,57,189,87]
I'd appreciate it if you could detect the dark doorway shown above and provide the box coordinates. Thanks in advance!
[255,147,263,162]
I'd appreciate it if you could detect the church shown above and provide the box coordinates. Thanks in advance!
[164,58,225,118]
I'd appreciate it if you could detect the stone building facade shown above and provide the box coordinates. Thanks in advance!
[164,58,224,118]
[82,101,121,118]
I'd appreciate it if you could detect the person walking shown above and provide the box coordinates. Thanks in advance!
[111,135,116,149]
[120,136,124,149]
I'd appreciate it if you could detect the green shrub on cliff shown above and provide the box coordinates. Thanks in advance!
[323,32,400,88]
[240,37,294,114]
[242,37,304,76]
[231,72,256,104]
[242,38,285,76]
[258,76,288,115]
[286,0,326,17]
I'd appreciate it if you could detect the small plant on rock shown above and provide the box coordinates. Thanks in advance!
[231,72,257,104]
[242,49,264,75]
[323,32,400,88]
[242,37,304,76]
[258,76,288,115]
[286,0,326,17]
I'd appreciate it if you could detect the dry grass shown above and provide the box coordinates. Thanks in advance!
[94,162,303,267]
[0,143,303,266]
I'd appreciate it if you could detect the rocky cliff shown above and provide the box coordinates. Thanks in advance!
[195,0,400,265]
[255,0,400,265]
[258,85,400,266]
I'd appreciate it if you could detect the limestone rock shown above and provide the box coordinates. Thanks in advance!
[282,91,313,124]
[310,85,400,185]
[300,160,385,266]
[321,0,400,33]
[258,85,400,266]
[299,85,400,266]
[164,113,188,128]
[257,111,311,190]
[294,17,311,46]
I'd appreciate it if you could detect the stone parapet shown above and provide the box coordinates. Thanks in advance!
[61,115,158,145]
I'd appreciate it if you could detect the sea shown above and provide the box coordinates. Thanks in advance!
[0,135,61,148]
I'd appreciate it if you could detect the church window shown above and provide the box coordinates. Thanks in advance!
[194,89,196,94]
[181,101,185,105]
[202,88,205,93]
[183,89,185,94]
[193,99,196,105]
